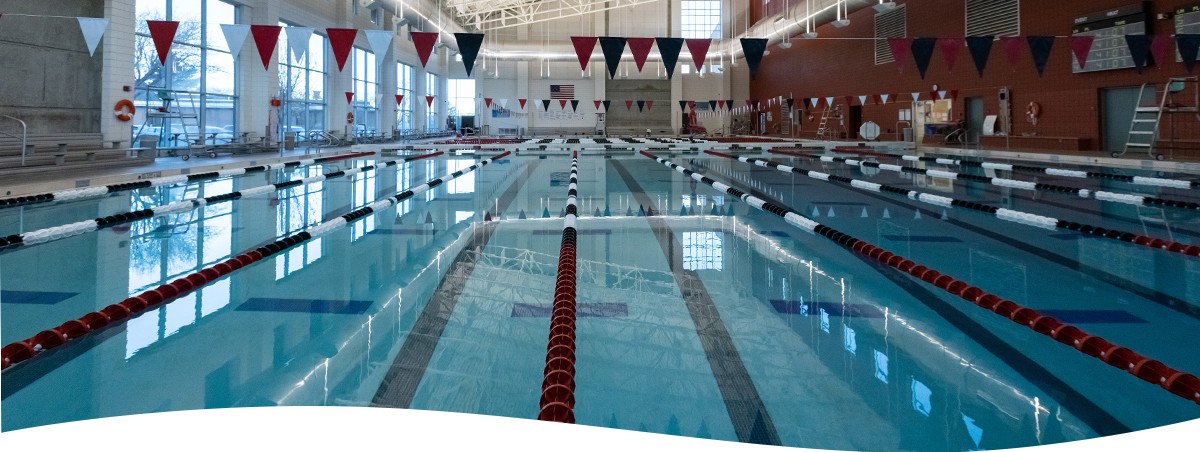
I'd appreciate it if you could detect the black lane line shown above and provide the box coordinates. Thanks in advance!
[725,158,1200,320]
[613,160,782,445]
[370,160,539,408]
[683,160,1132,436]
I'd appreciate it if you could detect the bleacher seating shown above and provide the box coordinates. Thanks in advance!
[0,132,153,176]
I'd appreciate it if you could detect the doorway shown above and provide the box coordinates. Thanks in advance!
[966,97,985,142]
[848,105,863,140]
[1101,86,1155,152]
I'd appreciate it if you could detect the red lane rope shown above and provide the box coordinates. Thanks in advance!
[538,152,580,423]
[319,151,380,162]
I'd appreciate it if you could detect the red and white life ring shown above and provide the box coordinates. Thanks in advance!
[1026,102,1041,126]
[113,99,136,122]
[347,112,355,124]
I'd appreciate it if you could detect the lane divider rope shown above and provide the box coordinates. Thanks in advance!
[538,152,579,424]
[0,151,511,372]
[0,152,443,251]
[645,150,1200,405]
[771,149,1200,212]
[707,151,1200,257]
[0,151,377,209]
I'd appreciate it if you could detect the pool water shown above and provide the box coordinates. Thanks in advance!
[2,152,1199,450]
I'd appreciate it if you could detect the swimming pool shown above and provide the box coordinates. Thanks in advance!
[2,149,1198,450]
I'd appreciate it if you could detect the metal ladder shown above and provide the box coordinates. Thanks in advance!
[816,104,836,140]
[1115,77,1199,161]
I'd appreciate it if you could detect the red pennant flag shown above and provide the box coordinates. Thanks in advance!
[249,25,282,70]
[685,38,711,71]
[745,100,754,108]
[345,92,354,104]
[872,94,882,105]
[146,20,180,66]
[1000,36,1023,70]
[948,90,959,102]
[1152,35,1173,69]
[1069,36,1095,69]
[646,100,654,111]
[594,100,602,110]
[395,94,404,105]
[688,100,696,110]
[929,91,938,101]
[717,100,726,109]
[627,37,655,72]
[570,36,598,71]
[939,38,963,72]
[519,98,527,109]
[410,31,439,68]
[625,100,633,111]
[484,97,492,108]
[888,37,913,73]
[844,96,855,106]
[327,28,358,71]
[426,95,435,107]
[559,99,568,109]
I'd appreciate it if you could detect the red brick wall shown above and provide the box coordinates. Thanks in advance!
[749,0,1200,155]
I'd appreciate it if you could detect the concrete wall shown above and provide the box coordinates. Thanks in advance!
[0,0,106,134]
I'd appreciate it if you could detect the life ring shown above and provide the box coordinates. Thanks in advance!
[1026,101,1041,126]
[346,112,355,124]
[113,100,136,122]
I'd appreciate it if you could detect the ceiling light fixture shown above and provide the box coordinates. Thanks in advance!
[873,1,897,13]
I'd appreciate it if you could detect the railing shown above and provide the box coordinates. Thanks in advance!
[1,115,28,166]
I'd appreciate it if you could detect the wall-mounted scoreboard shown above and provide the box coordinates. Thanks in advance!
[1071,3,1150,73]
[1175,3,1200,62]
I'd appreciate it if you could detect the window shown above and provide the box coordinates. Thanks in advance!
[397,63,415,131]
[351,168,377,241]
[278,24,327,142]
[396,162,413,220]
[874,5,907,65]
[965,0,1019,37]
[682,231,723,271]
[446,159,475,194]
[352,47,379,134]
[425,72,440,130]
[133,0,239,148]
[446,78,476,130]
[682,1,722,39]
[276,166,325,280]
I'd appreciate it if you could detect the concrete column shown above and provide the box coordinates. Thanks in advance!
[102,0,138,144]
[238,0,281,143]
[379,36,398,135]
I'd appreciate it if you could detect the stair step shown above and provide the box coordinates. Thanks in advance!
[1126,143,1152,147]
[1136,107,1161,112]
[1129,131,1155,135]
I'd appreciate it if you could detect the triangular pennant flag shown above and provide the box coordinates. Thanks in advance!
[498,98,508,109]
[627,37,655,71]
[685,38,712,71]
[454,33,484,76]
[595,99,603,110]
[77,17,108,57]
[785,98,794,109]
[625,100,634,111]
[603,100,611,111]
[911,92,921,101]
[220,24,250,59]
[708,100,717,110]
[570,100,580,112]
[939,38,963,72]
[345,92,354,104]
[426,95,435,107]
[395,94,405,105]
[948,90,959,101]
[809,98,819,108]
[825,97,835,107]
[365,30,394,66]
[965,36,994,77]
[656,37,684,79]
[250,25,282,69]
[1178,35,1200,73]
[881,93,891,104]
[1069,35,1095,70]
[844,96,854,107]
[559,99,568,110]
[888,37,913,72]
[285,27,313,62]
[1027,36,1055,76]
[146,20,180,66]
[541,99,552,111]
[937,90,947,100]
[858,95,868,105]
[327,28,359,71]
[746,99,755,108]
[484,97,492,108]
[911,37,937,79]
[740,38,768,78]
[519,98,528,110]
[717,100,726,109]
[827,207,836,217]
[861,207,869,218]
[914,210,922,220]
[408,31,438,68]
[1151,35,1172,70]
[726,99,734,110]
[1124,34,1151,74]
[646,100,654,111]
[598,37,627,79]
[678,100,688,111]
[637,100,645,112]
[882,208,891,219]
[570,36,598,71]
[1000,36,1023,70]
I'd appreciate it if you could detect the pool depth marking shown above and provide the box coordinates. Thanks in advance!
[613,159,783,446]
[0,152,510,372]
[643,151,1200,406]
[0,152,443,251]
[0,151,376,209]
[538,153,581,424]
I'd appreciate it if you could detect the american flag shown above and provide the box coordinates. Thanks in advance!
[550,84,575,100]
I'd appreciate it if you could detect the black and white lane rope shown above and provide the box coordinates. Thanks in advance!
[0,152,443,250]
[643,150,1200,405]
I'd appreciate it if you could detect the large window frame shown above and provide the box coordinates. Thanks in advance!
[681,1,722,40]
[397,63,415,132]
[352,47,379,134]
[278,23,328,142]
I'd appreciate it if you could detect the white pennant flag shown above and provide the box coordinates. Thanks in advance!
[911,92,921,102]
[285,27,313,62]
[881,94,891,103]
[810,98,818,108]
[825,97,834,106]
[77,17,108,57]
[938,90,948,100]
[858,95,868,105]
[220,24,250,59]
[498,98,508,109]
[365,30,394,65]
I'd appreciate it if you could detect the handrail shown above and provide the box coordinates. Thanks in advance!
[1,115,28,166]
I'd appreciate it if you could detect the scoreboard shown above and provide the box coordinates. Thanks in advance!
[1176,3,1200,62]
[1071,3,1150,73]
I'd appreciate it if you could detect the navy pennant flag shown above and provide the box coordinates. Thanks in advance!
[725,99,734,111]
[656,37,685,79]
[598,37,627,79]
[965,36,994,78]
[1178,34,1200,73]
[570,100,580,112]
[540,99,552,111]
[454,33,484,76]
[785,98,795,109]
[911,37,938,80]
[636,100,645,112]
[1027,36,1055,77]
[708,100,718,110]
[740,38,769,79]
[602,100,611,111]
[678,100,688,111]
[1125,34,1152,74]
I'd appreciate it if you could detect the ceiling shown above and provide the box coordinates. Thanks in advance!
[444,0,662,31]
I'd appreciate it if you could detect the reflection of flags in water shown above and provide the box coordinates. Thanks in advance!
[550,84,574,99]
